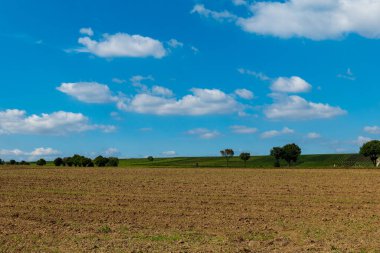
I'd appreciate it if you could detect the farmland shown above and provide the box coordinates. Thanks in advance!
[1,166,380,252]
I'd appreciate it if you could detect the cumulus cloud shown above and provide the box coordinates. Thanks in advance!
[364,126,380,134]
[79,27,94,36]
[76,31,166,58]
[194,1,380,40]
[191,4,237,22]
[307,132,321,139]
[151,86,174,97]
[187,128,220,139]
[58,80,245,116]
[271,76,312,93]
[0,109,115,135]
[0,147,60,160]
[230,125,258,134]
[112,78,127,84]
[264,94,346,120]
[261,127,294,138]
[235,89,254,99]
[122,88,243,116]
[57,82,120,104]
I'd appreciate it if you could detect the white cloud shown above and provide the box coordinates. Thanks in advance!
[168,39,184,48]
[79,27,94,36]
[58,81,246,116]
[77,32,166,58]
[195,1,380,40]
[238,68,271,81]
[161,150,176,156]
[307,132,321,139]
[230,125,258,134]
[364,126,380,134]
[265,94,346,120]
[235,89,254,99]
[355,136,372,146]
[187,128,220,139]
[232,0,248,6]
[271,76,312,93]
[57,82,119,104]
[122,88,243,116]
[139,127,153,132]
[191,4,237,22]
[261,127,294,138]
[0,147,60,160]
[152,85,174,97]
[0,109,115,135]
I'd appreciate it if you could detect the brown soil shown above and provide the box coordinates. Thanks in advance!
[1,167,380,252]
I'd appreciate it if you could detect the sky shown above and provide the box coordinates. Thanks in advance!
[1,0,380,160]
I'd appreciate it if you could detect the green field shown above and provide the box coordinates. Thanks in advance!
[115,153,374,168]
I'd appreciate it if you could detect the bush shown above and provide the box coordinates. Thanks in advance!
[54,157,63,167]
[20,161,30,165]
[94,156,109,167]
[63,157,73,167]
[147,156,154,162]
[36,159,46,166]
[107,157,119,167]
[9,159,16,165]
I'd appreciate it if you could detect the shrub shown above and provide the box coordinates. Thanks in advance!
[147,156,154,162]
[36,159,47,166]
[54,157,64,167]
[106,157,119,167]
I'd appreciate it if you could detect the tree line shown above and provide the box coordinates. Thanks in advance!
[220,143,302,168]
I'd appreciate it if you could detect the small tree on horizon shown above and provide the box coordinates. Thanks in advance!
[282,143,301,167]
[360,140,380,167]
[147,156,154,162]
[36,158,47,166]
[239,152,251,167]
[220,149,234,167]
[270,147,284,167]
[54,157,63,167]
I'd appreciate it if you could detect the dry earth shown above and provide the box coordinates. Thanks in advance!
[1,167,380,252]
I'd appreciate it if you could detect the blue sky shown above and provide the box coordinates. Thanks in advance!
[1,0,380,160]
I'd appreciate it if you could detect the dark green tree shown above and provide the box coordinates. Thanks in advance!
[63,157,73,167]
[94,156,109,167]
[270,147,284,167]
[81,157,93,167]
[36,159,47,166]
[239,152,251,167]
[147,156,154,162]
[281,143,301,167]
[106,157,119,167]
[360,140,380,167]
[220,149,234,167]
[9,159,16,165]
[54,157,63,167]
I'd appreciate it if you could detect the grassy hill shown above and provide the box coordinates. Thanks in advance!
[118,154,374,168]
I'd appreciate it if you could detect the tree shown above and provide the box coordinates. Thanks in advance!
[94,156,109,167]
[20,161,30,165]
[9,159,16,165]
[0,159,4,165]
[63,157,73,167]
[239,152,251,167]
[147,156,154,162]
[81,157,93,167]
[36,159,46,166]
[270,147,284,167]
[281,143,301,167]
[107,157,119,167]
[54,157,63,167]
[220,149,234,167]
[360,140,380,167]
